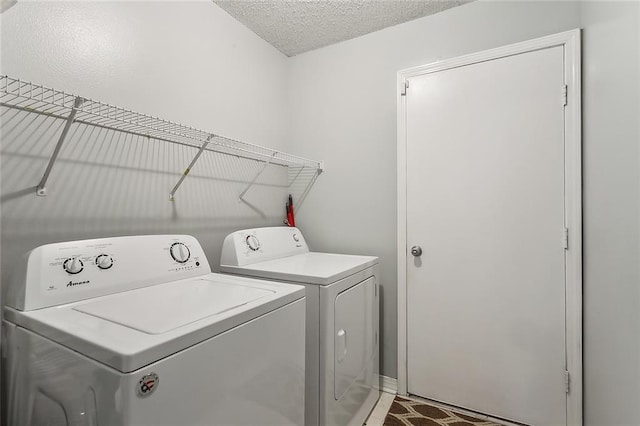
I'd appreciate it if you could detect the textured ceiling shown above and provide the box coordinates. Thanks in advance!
[213,0,473,57]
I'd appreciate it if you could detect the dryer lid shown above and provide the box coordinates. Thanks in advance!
[221,252,378,285]
[73,278,274,334]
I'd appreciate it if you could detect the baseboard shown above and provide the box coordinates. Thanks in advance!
[379,375,398,394]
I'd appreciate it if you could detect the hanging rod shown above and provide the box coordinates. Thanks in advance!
[0,75,324,197]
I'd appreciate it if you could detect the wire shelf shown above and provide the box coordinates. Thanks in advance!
[0,75,323,199]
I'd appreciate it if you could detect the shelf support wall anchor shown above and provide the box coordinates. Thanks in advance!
[239,152,277,202]
[169,134,215,201]
[36,96,84,197]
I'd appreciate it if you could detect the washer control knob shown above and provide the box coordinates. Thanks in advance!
[95,254,114,270]
[246,235,261,251]
[170,242,190,263]
[292,233,300,242]
[63,257,84,275]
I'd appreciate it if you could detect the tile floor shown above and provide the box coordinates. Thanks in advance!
[365,392,518,426]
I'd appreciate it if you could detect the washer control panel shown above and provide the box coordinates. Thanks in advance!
[6,235,211,311]
[220,227,309,267]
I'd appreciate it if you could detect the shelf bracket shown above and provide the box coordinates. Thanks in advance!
[239,153,277,202]
[289,161,322,188]
[295,167,321,212]
[36,96,84,197]
[288,165,306,188]
[169,134,215,201]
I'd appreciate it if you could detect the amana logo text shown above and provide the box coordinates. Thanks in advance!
[67,280,90,287]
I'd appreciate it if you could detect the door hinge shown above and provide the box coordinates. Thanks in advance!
[401,80,409,96]
[562,84,568,106]
[563,227,569,250]
[565,370,570,393]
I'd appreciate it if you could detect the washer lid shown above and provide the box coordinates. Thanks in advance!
[73,278,273,334]
[4,273,304,373]
[221,252,378,285]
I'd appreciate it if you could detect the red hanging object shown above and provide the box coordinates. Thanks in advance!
[286,202,293,226]
[288,194,295,227]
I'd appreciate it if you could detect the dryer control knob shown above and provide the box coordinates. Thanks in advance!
[170,242,190,263]
[96,254,114,270]
[63,257,84,275]
[246,235,261,251]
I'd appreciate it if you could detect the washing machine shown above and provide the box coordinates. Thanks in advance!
[220,227,380,426]
[3,234,306,426]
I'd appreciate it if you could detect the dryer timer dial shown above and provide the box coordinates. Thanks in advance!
[246,235,261,251]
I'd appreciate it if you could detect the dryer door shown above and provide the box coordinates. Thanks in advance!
[334,276,375,400]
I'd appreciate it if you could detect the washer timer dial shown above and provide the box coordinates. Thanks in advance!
[170,242,191,263]
[63,257,84,275]
[246,235,261,251]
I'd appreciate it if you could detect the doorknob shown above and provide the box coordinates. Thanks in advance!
[411,246,422,257]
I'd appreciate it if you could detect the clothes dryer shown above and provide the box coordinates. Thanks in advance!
[220,227,380,426]
[4,235,306,426]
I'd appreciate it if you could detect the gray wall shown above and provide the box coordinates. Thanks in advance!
[0,1,294,290]
[581,2,640,424]
[287,0,639,424]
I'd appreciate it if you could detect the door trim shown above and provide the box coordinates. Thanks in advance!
[396,29,582,425]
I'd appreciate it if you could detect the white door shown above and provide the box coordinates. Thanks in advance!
[406,46,567,425]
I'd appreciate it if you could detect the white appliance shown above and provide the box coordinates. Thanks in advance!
[220,227,379,426]
[3,234,306,426]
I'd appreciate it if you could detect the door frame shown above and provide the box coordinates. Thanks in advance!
[396,29,582,425]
